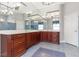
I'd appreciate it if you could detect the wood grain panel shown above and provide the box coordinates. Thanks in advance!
[1,31,59,57]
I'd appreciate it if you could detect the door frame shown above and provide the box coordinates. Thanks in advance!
[78,16,79,47]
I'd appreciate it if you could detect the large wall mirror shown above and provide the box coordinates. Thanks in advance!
[46,10,60,31]
[0,14,16,30]
[25,19,47,30]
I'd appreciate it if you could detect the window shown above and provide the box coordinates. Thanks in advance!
[52,16,60,31]
[31,21,38,30]
[25,21,31,30]
[47,11,60,31]
[38,22,44,30]
[53,21,60,30]
[25,20,44,30]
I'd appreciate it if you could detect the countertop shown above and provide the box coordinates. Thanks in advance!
[0,30,59,35]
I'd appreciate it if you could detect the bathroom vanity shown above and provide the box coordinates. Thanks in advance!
[0,30,59,57]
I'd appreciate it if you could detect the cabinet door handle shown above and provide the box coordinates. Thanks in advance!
[16,42,24,44]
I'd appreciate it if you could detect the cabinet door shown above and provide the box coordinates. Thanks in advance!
[25,33,32,48]
[1,35,12,57]
[26,32,40,49]
[42,32,48,42]
[34,32,40,44]
[48,32,53,42]
[31,32,36,45]
[31,32,40,45]
[36,32,40,42]
[40,32,43,41]
[52,32,59,44]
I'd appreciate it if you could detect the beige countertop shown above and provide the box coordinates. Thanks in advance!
[0,30,59,35]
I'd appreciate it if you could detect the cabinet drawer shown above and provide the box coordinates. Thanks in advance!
[13,34,25,43]
[13,48,26,57]
[13,42,25,52]
[13,42,26,56]
[14,41,25,47]
[53,32,59,35]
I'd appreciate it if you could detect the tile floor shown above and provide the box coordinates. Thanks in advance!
[22,42,79,57]
[32,47,65,57]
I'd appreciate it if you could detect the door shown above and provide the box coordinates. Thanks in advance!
[78,16,79,47]
[64,13,78,47]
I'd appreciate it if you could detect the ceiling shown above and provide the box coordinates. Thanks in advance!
[0,2,64,13]
[0,2,64,20]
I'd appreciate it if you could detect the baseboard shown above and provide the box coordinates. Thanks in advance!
[60,40,66,43]
[60,40,79,47]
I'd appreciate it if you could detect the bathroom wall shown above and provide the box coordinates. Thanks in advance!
[64,2,79,47]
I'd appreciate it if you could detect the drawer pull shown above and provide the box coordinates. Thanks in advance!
[17,42,23,44]
[15,42,25,45]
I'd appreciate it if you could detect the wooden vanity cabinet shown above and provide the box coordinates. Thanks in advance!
[48,32,52,42]
[12,34,26,57]
[52,32,59,44]
[1,31,59,57]
[1,34,12,57]
[48,32,59,44]
[31,32,40,45]
[41,32,59,44]
[25,32,40,49]
[1,33,26,57]
[40,31,48,42]
[25,33,32,48]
